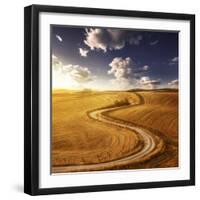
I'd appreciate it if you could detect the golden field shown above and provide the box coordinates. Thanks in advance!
[107,90,178,168]
[51,89,178,173]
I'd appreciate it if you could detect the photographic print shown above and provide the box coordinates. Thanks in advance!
[51,26,179,174]
[24,5,195,195]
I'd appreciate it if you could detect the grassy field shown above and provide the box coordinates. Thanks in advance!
[52,89,178,172]
[107,90,178,168]
[52,90,140,168]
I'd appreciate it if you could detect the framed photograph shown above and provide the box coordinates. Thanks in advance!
[24,4,195,195]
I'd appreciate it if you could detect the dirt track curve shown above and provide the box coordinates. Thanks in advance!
[52,99,165,173]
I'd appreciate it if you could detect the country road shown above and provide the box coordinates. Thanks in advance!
[52,102,164,173]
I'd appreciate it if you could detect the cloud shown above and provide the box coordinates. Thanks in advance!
[63,65,93,83]
[110,78,132,89]
[133,65,150,78]
[135,65,149,73]
[169,56,178,65]
[56,34,63,42]
[150,40,159,45]
[108,57,133,89]
[108,58,151,89]
[52,55,62,71]
[168,79,178,88]
[79,48,89,57]
[52,55,94,84]
[143,65,149,71]
[171,57,178,62]
[129,35,143,45]
[139,76,160,89]
[83,28,142,52]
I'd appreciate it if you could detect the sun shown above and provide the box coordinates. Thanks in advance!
[52,70,76,89]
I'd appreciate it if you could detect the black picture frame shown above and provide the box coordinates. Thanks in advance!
[24,4,195,196]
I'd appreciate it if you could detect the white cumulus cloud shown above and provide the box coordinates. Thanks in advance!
[139,76,160,89]
[52,55,94,84]
[68,65,93,83]
[108,58,151,89]
[83,28,142,52]
[79,48,89,57]
[108,57,134,89]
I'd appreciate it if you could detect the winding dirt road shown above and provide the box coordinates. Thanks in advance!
[52,103,164,173]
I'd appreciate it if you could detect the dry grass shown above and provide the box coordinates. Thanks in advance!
[52,91,139,168]
[107,90,178,168]
[52,89,178,172]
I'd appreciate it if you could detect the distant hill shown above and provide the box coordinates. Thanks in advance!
[127,88,178,92]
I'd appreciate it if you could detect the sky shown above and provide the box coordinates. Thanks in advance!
[51,25,178,90]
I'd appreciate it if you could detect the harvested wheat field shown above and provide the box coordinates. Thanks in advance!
[107,90,178,169]
[51,89,178,173]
